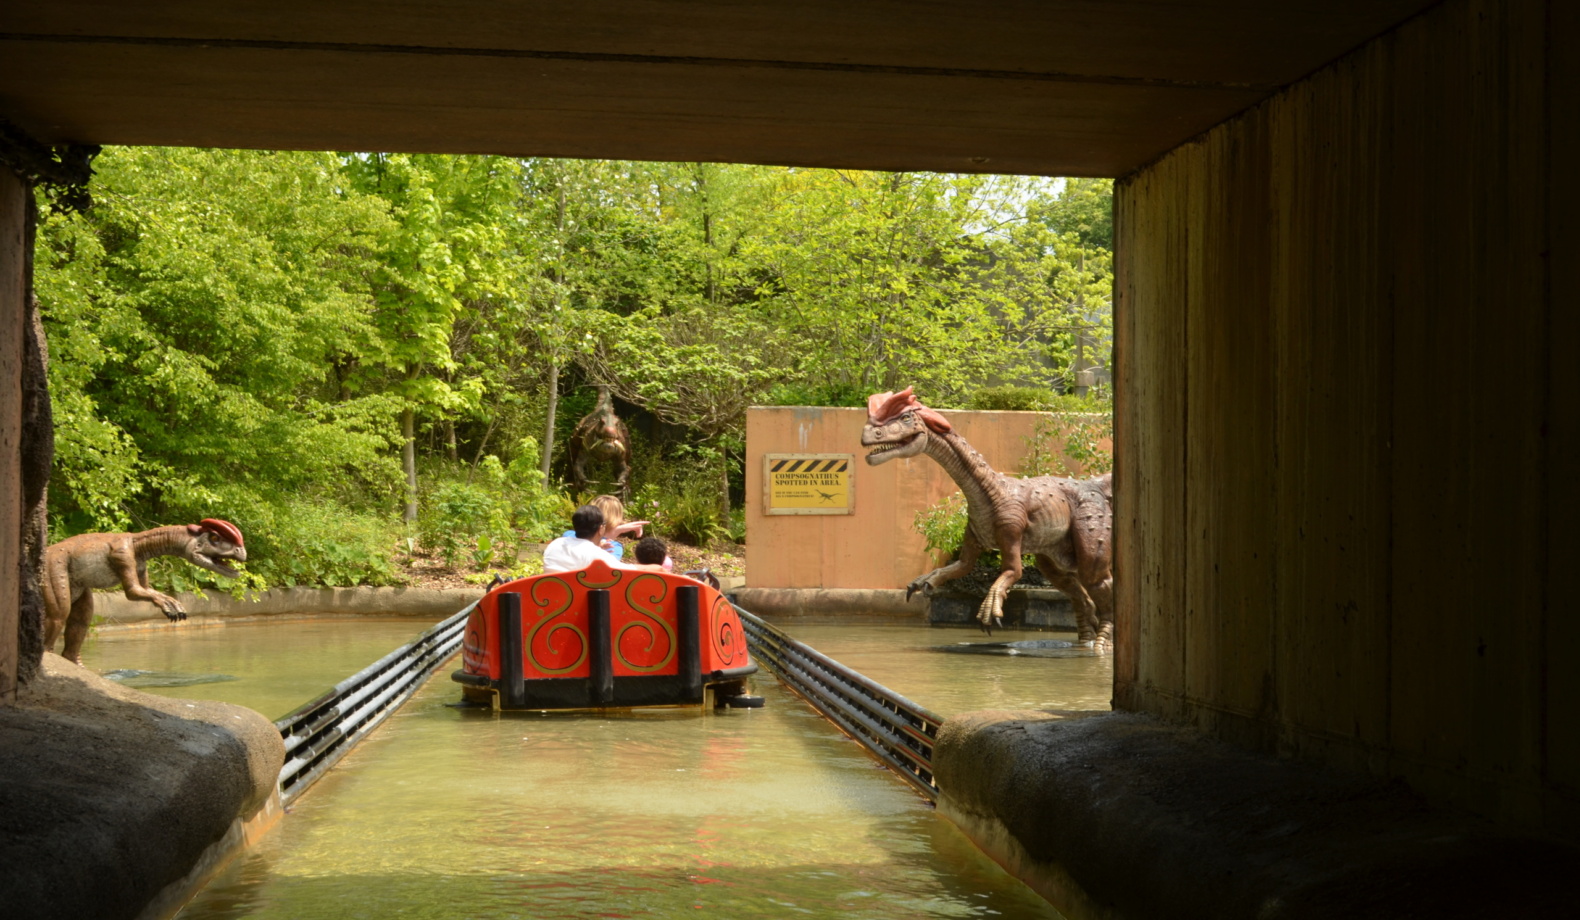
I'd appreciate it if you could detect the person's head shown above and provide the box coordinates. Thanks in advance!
[590,494,625,533]
[571,504,604,539]
[633,536,667,566]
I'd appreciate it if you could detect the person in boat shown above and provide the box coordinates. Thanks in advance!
[543,505,664,573]
[560,494,647,561]
[633,535,674,572]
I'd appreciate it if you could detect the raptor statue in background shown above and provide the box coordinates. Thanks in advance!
[568,384,633,500]
[42,519,248,664]
[861,388,1115,646]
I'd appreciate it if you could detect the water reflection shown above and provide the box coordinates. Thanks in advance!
[91,616,1103,919]
[81,617,444,720]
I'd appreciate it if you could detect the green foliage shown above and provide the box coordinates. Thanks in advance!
[419,439,568,570]
[914,492,970,559]
[970,386,1058,412]
[146,499,402,593]
[1021,413,1115,479]
[971,387,1113,413]
[37,147,1112,586]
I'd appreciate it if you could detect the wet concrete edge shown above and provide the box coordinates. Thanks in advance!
[94,585,486,627]
[932,710,1580,920]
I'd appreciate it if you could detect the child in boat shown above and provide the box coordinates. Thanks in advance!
[633,535,674,572]
[559,494,647,561]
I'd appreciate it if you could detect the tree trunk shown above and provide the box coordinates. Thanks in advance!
[539,178,567,489]
[402,407,418,522]
[445,417,458,462]
[540,361,559,487]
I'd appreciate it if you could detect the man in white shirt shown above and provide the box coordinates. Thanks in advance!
[542,505,659,573]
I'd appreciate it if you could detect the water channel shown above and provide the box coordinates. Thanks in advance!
[83,616,1112,919]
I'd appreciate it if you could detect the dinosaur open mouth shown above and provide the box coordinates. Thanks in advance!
[865,432,922,464]
[198,552,243,580]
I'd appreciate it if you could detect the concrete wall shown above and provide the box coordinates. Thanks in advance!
[0,168,23,702]
[1114,0,1579,836]
[744,406,1107,590]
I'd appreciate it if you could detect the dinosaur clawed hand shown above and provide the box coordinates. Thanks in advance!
[157,596,188,623]
[905,577,936,602]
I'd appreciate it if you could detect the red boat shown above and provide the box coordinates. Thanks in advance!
[451,558,761,710]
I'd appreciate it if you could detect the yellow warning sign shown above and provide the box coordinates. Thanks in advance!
[764,453,854,515]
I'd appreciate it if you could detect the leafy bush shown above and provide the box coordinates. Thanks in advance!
[913,492,969,560]
[147,498,403,594]
[419,438,572,570]
[663,478,729,547]
[970,386,1114,413]
[969,386,1057,412]
[1021,413,1114,478]
[762,380,871,408]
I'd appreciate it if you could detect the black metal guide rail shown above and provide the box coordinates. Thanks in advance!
[734,605,943,803]
[274,603,473,805]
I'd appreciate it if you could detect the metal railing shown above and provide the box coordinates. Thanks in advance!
[273,603,474,805]
[736,606,943,802]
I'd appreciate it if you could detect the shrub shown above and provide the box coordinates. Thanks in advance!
[970,386,1114,414]
[663,478,728,547]
[148,498,403,593]
[1021,413,1114,478]
[969,386,1057,412]
[913,492,969,560]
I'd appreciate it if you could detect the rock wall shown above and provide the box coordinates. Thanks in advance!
[0,654,284,920]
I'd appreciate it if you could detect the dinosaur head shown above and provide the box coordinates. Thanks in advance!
[184,518,248,579]
[860,387,952,466]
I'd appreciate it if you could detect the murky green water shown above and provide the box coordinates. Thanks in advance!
[82,617,442,721]
[85,618,1109,920]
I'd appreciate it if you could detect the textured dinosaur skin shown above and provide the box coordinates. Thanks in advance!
[568,385,633,500]
[41,520,247,664]
[861,389,1115,646]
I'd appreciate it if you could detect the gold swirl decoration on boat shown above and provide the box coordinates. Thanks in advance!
[527,577,587,675]
[710,595,738,666]
[575,568,622,589]
[617,573,676,672]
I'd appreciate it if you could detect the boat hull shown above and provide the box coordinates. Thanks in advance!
[452,559,757,710]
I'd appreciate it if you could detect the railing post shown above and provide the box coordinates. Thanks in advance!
[588,589,614,705]
[677,585,702,702]
[498,592,525,709]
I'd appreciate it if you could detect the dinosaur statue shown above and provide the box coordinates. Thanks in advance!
[41,519,248,665]
[567,384,633,500]
[861,388,1115,646]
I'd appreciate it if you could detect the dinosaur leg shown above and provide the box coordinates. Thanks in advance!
[40,550,72,653]
[976,533,1025,633]
[61,590,95,665]
[1037,561,1099,645]
[1086,575,1115,651]
[615,457,631,502]
[906,529,984,600]
[570,450,588,496]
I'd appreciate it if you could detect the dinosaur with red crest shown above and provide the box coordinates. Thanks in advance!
[42,519,248,664]
[861,388,1115,646]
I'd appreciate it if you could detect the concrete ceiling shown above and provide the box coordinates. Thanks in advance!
[1,1,1441,177]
